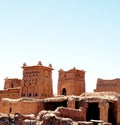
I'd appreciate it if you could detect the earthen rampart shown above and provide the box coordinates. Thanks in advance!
[55,106,86,121]
[95,78,120,93]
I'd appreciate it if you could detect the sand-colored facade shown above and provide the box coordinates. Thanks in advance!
[0,62,84,100]
[0,92,120,125]
[1,61,120,124]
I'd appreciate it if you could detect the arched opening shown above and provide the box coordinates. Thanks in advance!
[62,88,66,95]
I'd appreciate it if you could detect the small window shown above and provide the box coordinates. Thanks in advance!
[29,93,31,97]
[11,84,13,88]
[62,88,66,95]
[9,107,12,113]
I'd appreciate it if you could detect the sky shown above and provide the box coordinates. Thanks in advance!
[0,0,120,94]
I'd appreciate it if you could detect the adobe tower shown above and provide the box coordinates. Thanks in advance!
[4,78,21,89]
[58,67,85,96]
[20,61,53,99]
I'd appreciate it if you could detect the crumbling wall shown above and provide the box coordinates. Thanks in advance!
[55,107,86,121]
[0,98,41,115]
[95,78,120,93]
[0,98,21,114]
[21,101,38,115]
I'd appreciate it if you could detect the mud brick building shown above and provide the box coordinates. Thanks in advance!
[0,78,21,100]
[58,68,85,96]
[20,62,53,99]
[1,92,120,125]
[4,78,21,89]
[1,61,120,124]
[78,92,119,125]
[95,78,120,93]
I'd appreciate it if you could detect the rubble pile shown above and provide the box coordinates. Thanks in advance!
[0,110,112,125]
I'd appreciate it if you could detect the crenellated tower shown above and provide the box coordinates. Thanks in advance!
[58,67,85,96]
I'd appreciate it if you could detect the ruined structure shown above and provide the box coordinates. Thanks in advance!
[0,61,120,124]
[79,92,119,125]
[0,93,115,125]
[95,78,120,93]
[0,98,41,115]
[58,68,85,96]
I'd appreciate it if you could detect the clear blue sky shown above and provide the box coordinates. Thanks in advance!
[0,0,120,93]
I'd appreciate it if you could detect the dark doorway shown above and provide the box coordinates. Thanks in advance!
[9,107,12,113]
[62,88,66,95]
[29,93,31,97]
[44,101,67,111]
[108,102,117,125]
[86,103,99,121]
[75,100,80,109]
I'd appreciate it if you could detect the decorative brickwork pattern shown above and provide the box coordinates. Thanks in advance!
[20,62,53,99]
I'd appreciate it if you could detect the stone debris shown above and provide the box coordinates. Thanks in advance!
[23,119,36,125]
[78,121,93,125]
[37,113,73,125]
[0,110,112,125]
